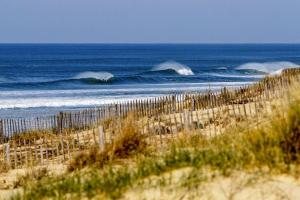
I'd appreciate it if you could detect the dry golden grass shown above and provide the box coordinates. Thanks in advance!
[67,146,110,171]
[111,115,147,159]
[0,161,9,173]
[68,115,147,172]
[13,167,48,189]
[11,130,57,143]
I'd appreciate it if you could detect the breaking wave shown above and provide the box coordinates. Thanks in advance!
[209,73,265,79]
[73,71,114,82]
[236,61,300,75]
[152,61,194,76]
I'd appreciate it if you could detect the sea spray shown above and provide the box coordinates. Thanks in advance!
[209,73,264,79]
[152,61,194,76]
[74,71,114,81]
[236,61,299,74]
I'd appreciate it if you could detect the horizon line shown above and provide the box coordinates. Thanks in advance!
[1,42,300,45]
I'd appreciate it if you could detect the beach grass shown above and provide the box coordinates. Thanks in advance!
[0,161,9,174]
[9,81,300,200]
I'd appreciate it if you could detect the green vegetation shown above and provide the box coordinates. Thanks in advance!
[10,84,300,200]
[13,168,49,189]
[7,75,300,200]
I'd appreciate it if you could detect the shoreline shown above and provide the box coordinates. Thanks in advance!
[0,81,254,119]
[1,70,300,199]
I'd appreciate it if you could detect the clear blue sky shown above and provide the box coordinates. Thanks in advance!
[1,0,300,43]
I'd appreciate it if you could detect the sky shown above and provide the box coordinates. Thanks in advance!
[0,0,300,43]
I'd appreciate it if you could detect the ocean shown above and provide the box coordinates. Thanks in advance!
[0,44,300,119]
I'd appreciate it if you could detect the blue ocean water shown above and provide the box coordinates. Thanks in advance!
[0,44,300,118]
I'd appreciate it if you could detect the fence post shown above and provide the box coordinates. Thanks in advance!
[158,116,163,146]
[13,140,17,168]
[0,119,3,144]
[57,112,63,134]
[184,109,190,131]
[60,135,65,161]
[40,144,43,165]
[5,143,10,167]
[98,126,105,151]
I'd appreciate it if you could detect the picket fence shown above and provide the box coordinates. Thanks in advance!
[0,70,299,168]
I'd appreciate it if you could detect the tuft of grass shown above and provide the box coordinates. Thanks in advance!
[111,115,147,159]
[67,146,110,172]
[68,115,147,172]
[275,89,300,163]
[0,160,9,173]
[13,167,48,188]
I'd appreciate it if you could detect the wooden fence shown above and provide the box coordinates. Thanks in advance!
[0,72,293,141]
[0,69,299,168]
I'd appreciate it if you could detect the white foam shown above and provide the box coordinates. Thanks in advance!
[0,95,169,109]
[209,73,265,79]
[74,71,114,81]
[0,97,132,109]
[0,82,253,97]
[0,82,253,109]
[152,61,194,76]
[236,61,299,74]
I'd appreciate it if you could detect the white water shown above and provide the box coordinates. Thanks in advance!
[208,73,265,79]
[74,71,114,81]
[236,61,299,75]
[0,82,253,109]
[152,61,194,76]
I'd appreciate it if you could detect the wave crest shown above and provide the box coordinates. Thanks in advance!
[152,61,194,76]
[74,71,114,81]
[236,61,299,75]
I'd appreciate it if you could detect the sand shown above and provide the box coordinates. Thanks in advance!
[124,168,300,200]
[0,163,66,200]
